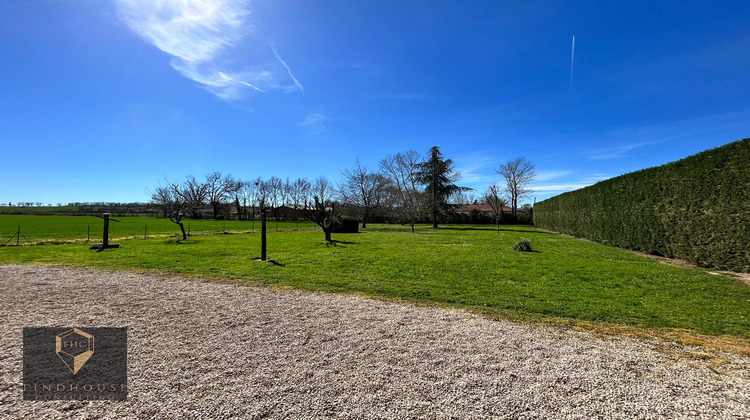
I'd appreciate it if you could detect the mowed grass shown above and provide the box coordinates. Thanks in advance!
[1,223,749,340]
[0,214,316,243]
[0,205,83,213]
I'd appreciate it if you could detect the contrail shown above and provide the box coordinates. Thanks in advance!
[570,35,575,87]
[218,72,264,92]
[271,44,305,93]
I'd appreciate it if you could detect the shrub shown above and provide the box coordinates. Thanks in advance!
[533,138,750,272]
[332,218,359,233]
[512,239,532,252]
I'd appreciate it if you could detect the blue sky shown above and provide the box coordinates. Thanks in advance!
[1,0,749,205]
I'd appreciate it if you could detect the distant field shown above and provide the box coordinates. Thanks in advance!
[1,223,748,342]
[0,205,83,213]
[0,215,317,244]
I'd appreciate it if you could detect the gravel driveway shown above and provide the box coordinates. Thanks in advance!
[0,264,748,419]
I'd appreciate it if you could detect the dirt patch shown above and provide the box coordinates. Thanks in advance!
[1,264,748,418]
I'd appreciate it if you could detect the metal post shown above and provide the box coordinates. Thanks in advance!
[16,226,20,246]
[87,225,90,242]
[261,209,267,261]
[102,214,110,248]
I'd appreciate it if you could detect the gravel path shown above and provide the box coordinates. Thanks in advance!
[1,264,748,419]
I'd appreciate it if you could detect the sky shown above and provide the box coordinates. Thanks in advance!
[1,0,749,205]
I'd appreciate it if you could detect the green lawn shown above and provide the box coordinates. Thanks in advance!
[0,205,83,213]
[0,214,316,244]
[1,223,748,340]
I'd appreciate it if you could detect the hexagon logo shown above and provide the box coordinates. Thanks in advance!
[56,328,94,375]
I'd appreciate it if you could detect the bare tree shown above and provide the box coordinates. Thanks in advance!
[232,180,245,220]
[282,177,292,209]
[267,176,283,217]
[233,180,251,220]
[497,157,535,219]
[290,177,311,226]
[484,183,508,234]
[450,190,477,206]
[247,177,265,219]
[150,176,208,240]
[310,177,340,243]
[254,179,272,213]
[380,150,424,233]
[205,172,239,219]
[339,159,389,228]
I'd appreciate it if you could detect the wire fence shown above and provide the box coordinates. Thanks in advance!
[0,219,320,246]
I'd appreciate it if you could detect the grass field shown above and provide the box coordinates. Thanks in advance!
[1,223,748,341]
[0,214,317,244]
[0,205,83,213]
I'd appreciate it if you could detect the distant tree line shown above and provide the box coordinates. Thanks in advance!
[150,147,535,242]
[0,202,157,217]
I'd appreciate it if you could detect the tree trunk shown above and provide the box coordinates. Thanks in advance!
[234,197,242,220]
[362,209,369,229]
[178,222,187,241]
[410,223,415,233]
[212,204,219,219]
[432,210,438,229]
[496,217,500,234]
[324,230,332,243]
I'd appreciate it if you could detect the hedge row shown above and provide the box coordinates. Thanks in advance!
[533,138,750,272]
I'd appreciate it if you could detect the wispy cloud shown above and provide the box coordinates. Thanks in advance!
[529,172,611,196]
[116,0,302,100]
[453,154,497,185]
[530,183,593,193]
[584,109,750,160]
[586,139,665,160]
[271,44,304,93]
[534,170,571,182]
[299,112,327,135]
[587,173,611,181]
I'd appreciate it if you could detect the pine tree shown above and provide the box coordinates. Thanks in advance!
[415,146,470,228]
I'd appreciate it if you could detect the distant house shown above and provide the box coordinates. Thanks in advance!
[454,204,516,215]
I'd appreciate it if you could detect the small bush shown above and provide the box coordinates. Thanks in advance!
[512,239,532,252]
[332,218,359,233]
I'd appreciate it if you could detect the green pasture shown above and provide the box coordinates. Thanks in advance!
[1,223,748,340]
[0,205,83,213]
[0,214,316,244]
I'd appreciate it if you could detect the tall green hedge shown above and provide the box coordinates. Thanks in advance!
[534,138,750,272]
